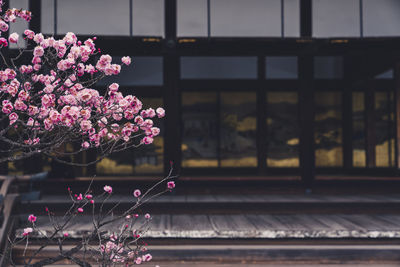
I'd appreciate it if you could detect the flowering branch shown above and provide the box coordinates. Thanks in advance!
[0,1,165,166]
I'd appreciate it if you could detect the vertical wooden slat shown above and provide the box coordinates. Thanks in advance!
[300,0,312,37]
[343,57,353,169]
[365,78,376,167]
[29,0,41,33]
[257,56,267,174]
[299,55,315,188]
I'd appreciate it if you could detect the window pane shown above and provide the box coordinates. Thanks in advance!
[181,57,257,79]
[41,0,54,34]
[211,0,281,37]
[132,0,164,36]
[352,92,366,167]
[58,0,130,35]
[313,0,360,37]
[364,0,400,37]
[315,92,343,167]
[182,92,218,167]
[97,98,164,175]
[266,56,298,79]
[284,0,300,37]
[220,92,257,167]
[266,92,299,167]
[375,69,394,79]
[314,56,343,79]
[97,57,163,86]
[9,0,28,49]
[177,0,208,36]
[375,92,395,167]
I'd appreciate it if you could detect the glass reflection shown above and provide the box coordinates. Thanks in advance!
[352,92,366,167]
[375,92,395,167]
[266,92,299,167]
[315,92,343,167]
[182,92,218,167]
[220,92,257,167]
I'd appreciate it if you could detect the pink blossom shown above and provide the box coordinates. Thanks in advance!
[121,56,131,65]
[135,257,142,264]
[9,32,18,43]
[9,112,18,125]
[18,90,29,101]
[142,136,153,145]
[143,253,152,261]
[156,107,165,118]
[28,214,37,223]
[108,83,119,93]
[85,194,93,200]
[0,20,8,32]
[24,29,35,39]
[77,194,83,201]
[33,33,44,43]
[133,189,141,198]
[77,208,84,213]
[14,99,27,111]
[23,227,33,236]
[81,141,90,149]
[167,181,175,190]
[80,120,92,132]
[0,37,8,47]
[26,118,34,126]
[104,185,113,194]
[28,105,38,116]
[33,46,44,57]
[2,100,13,114]
[63,232,69,237]
[144,213,150,219]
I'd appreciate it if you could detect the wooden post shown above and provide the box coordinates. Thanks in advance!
[164,0,181,175]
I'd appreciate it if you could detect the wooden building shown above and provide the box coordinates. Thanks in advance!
[2,0,400,187]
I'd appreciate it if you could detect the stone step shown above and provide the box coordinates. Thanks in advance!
[19,194,400,214]
[11,244,400,265]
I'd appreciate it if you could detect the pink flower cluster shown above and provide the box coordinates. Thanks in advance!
[0,28,165,152]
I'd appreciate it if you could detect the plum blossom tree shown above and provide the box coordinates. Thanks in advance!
[0,0,165,166]
[8,174,176,267]
[0,1,176,266]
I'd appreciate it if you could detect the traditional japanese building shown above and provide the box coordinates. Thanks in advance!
[2,0,400,185]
